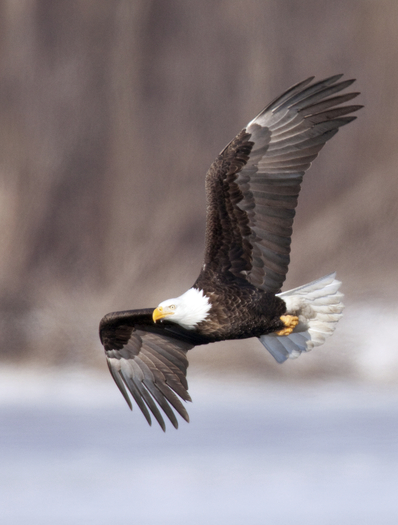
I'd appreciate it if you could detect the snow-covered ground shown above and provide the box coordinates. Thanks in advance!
[1,367,398,525]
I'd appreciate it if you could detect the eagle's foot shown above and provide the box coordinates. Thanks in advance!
[276,315,299,336]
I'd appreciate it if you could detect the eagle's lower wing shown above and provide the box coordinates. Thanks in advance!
[201,75,361,293]
[100,309,204,431]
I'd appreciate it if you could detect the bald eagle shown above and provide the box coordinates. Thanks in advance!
[100,75,361,430]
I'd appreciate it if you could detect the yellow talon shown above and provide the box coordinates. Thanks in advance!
[276,315,299,336]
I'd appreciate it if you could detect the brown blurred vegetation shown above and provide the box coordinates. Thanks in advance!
[0,1,397,373]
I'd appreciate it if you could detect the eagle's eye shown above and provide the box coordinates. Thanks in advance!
[169,305,176,310]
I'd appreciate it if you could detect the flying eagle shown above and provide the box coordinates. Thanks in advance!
[100,75,361,430]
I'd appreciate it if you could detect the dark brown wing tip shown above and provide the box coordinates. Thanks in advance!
[106,359,133,410]
[158,417,166,432]
[107,360,191,431]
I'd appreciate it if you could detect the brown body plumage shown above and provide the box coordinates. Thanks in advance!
[194,270,286,339]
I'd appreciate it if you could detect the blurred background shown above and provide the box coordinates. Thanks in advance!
[1,0,398,378]
[1,1,398,524]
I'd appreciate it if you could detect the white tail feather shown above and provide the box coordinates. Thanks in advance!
[259,273,344,363]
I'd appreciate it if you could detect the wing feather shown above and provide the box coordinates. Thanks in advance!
[99,309,205,430]
[198,76,361,293]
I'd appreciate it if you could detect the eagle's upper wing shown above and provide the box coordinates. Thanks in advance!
[200,75,361,293]
[100,309,207,430]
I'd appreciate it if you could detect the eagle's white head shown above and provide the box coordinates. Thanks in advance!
[152,288,211,330]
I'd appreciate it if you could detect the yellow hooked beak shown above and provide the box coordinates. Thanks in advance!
[152,305,175,323]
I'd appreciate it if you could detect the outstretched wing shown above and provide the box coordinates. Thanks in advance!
[100,309,207,431]
[200,75,361,293]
